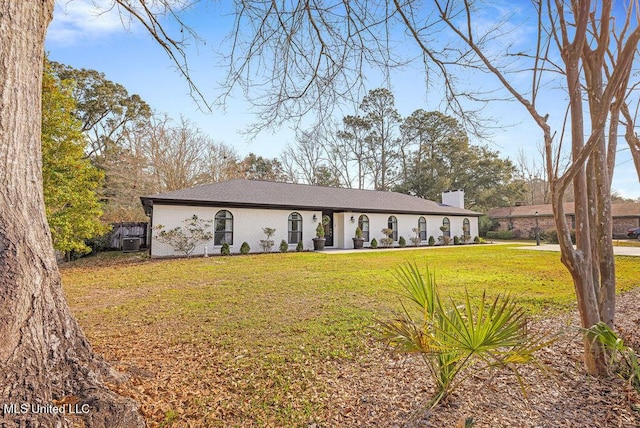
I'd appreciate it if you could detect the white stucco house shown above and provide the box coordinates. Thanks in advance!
[140,179,481,256]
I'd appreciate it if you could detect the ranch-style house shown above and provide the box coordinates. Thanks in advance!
[140,179,481,256]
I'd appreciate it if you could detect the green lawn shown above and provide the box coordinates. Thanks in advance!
[61,244,639,426]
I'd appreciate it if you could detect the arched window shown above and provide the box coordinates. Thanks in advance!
[442,217,451,237]
[418,216,427,240]
[358,215,370,242]
[214,210,233,245]
[288,212,303,244]
[388,215,398,241]
[463,218,470,238]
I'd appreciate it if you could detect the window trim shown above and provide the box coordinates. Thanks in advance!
[463,218,470,237]
[388,215,398,241]
[358,214,370,242]
[442,217,451,237]
[288,212,303,244]
[418,216,427,241]
[214,210,233,245]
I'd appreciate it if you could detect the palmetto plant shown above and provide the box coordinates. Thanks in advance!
[378,262,551,408]
[586,322,640,393]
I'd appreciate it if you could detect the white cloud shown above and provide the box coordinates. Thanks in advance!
[47,0,134,45]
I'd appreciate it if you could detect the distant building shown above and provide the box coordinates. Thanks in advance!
[487,203,640,239]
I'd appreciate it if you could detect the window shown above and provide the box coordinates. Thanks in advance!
[358,215,370,242]
[442,217,451,237]
[214,210,233,245]
[388,216,398,241]
[418,216,427,240]
[288,212,303,244]
[463,218,470,237]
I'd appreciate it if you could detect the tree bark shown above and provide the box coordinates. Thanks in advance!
[0,2,144,426]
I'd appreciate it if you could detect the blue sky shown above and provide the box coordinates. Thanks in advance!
[45,0,640,199]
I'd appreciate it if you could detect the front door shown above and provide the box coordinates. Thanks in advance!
[322,210,334,246]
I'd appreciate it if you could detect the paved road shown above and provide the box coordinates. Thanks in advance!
[516,244,640,257]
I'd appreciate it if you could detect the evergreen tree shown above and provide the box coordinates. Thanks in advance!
[42,59,108,254]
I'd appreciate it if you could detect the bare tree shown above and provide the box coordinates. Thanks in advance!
[145,115,210,191]
[516,145,549,205]
[201,141,240,183]
[280,129,326,184]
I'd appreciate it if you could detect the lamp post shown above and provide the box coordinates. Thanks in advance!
[535,211,540,246]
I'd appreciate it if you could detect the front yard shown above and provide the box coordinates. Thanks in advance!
[61,245,640,427]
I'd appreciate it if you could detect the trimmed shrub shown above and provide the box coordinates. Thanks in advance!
[453,236,460,245]
[428,236,435,246]
[370,238,378,249]
[398,236,406,248]
[240,241,251,255]
[543,228,575,244]
[279,239,289,253]
[486,230,514,240]
[296,241,304,252]
[511,228,529,239]
[220,242,230,256]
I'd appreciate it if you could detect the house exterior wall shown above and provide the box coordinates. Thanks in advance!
[320,212,478,248]
[151,204,319,256]
[150,204,480,256]
[613,218,640,237]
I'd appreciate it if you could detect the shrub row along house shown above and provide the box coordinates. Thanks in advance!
[140,179,481,256]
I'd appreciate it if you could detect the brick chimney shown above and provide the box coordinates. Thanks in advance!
[442,189,465,209]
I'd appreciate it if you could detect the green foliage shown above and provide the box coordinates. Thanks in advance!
[296,241,304,252]
[478,215,499,238]
[49,60,153,223]
[543,228,575,244]
[279,239,289,253]
[393,111,525,211]
[586,322,640,394]
[355,226,363,238]
[238,153,288,181]
[42,60,109,254]
[486,230,514,240]
[316,222,326,238]
[378,262,550,408]
[240,241,251,255]
[370,238,378,249]
[428,236,436,246]
[154,215,214,257]
[221,242,231,256]
[473,236,481,244]
[398,236,406,247]
[453,235,460,245]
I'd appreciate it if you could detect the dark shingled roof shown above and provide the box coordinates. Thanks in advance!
[488,202,640,218]
[140,179,481,216]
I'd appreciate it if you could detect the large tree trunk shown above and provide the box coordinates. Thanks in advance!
[0,2,144,426]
